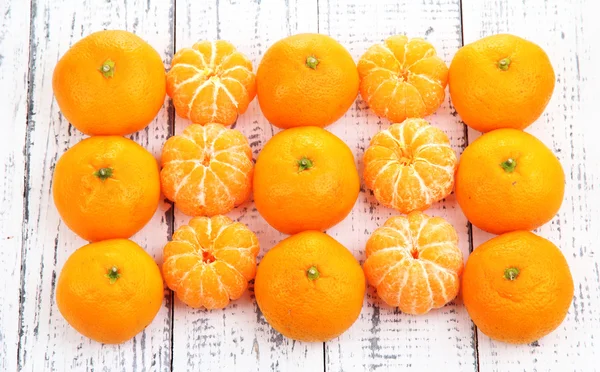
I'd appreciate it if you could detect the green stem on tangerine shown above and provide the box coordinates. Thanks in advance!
[504,267,520,281]
[500,158,517,173]
[297,157,313,172]
[99,59,116,78]
[94,167,114,180]
[106,266,121,284]
[306,56,319,69]
[307,266,320,280]
[498,57,511,71]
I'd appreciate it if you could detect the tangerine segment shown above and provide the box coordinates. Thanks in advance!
[363,118,457,214]
[358,35,448,122]
[161,123,253,216]
[167,40,256,126]
[364,211,463,314]
[162,215,260,309]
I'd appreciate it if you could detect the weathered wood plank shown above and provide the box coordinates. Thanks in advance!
[318,1,478,371]
[17,0,174,370]
[170,0,324,371]
[462,0,600,370]
[0,1,31,371]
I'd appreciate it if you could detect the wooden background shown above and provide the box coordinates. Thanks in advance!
[1,0,598,371]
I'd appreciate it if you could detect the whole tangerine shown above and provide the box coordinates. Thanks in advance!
[455,129,564,235]
[449,34,555,132]
[53,30,166,135]
[53,136,160,242]
[462,231,573,344]
[256,33,359,129]
[254,231,365,342]
[253,127,360,235]
[56,239,164,344]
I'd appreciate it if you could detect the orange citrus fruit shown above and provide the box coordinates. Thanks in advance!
[363,118,457,214]
[358,35,448,122]
[363,212,463,314]
[254,231,365,341]
[253,126,360,235]
[160,123,253,217]
[56,239,164,344]
[256,33,359,129]
[52,136,160,242]
[162,215,259,309]
[462,231,573,344]
[449,34,555,132]
[455,128,565,234]
[53,30,166,135]
[167,40,256,126]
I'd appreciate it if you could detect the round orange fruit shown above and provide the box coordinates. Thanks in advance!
[167,40,256,126]
[455,128,564,234]
[53,30,166,135]
[358,35,448,122]
[254,231,365,342]
[162,215,259,309]
[449,34,555,132]
[256,33,359,129]
[56,239,164,344]
[363,118,457,214]
[52,136,160,242]
[364,212,463,314]
[253,126,360,235]
[160,123,253,217]
[462,231,573,344]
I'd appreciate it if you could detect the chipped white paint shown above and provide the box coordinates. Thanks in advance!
[3,0,599,371]
[462,0,600,370]
[319,1,477,371]
[0,1,31,371]
[15,0,174,371]
[171,0,323,371]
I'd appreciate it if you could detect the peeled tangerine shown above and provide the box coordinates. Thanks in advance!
[364,211,463,314]
[167,40,256,126]
[358,35,448,122]
[363,118,457,214]
[160,123,253,217]
[162,215,260,309]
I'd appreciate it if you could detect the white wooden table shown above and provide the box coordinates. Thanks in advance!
[1,0,599,371]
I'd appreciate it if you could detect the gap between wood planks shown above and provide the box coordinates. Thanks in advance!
[168,2,177,372]
[456,0,481,370]
[16,0,39,368]
[457,0,481,369]
[316,1,326,370]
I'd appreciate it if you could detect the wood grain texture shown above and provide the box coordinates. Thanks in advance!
[6,0,599,370]
[462,0,600,371]
[0,1,31,371]
[16,0,174,370]
[170,1,323,371]
[318,1,478,371]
